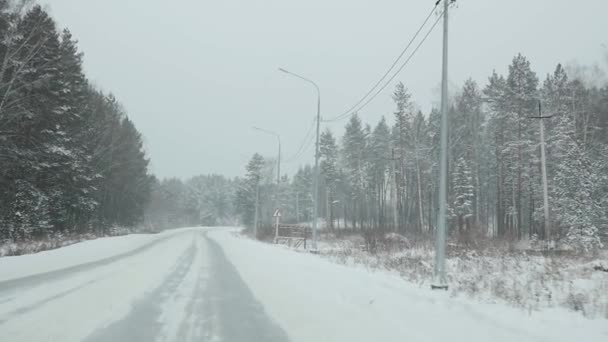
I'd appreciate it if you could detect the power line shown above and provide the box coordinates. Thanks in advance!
[287,117,315,160]
[285,132,315,163]
[324,1,443,123]
[283,117,315,163]
[326,9,445,123]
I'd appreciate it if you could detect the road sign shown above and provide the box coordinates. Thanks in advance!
[273,208,281,217]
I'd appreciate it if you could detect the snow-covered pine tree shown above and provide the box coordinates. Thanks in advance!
[453,79,484,230]
[235,153,264,228]
[51,28,98,234]
[368,116,391,229]
[453,157,474,239]
[1,5,64,240]
[341,114,367,230]
[543,64,602,251]
[319,128,339,229]
[0,4,152,242]
[505,53,539,240]
[292,165,313,223]
[391,82,414,232]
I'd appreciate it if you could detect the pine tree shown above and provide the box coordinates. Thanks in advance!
[391,83,414,232]
[49,28,97,233]
[505,54,539,239]
[543,64,602,250]
[319,128,339,228]
[368,117,391,229]
[484,69,513,237]
[453,157,474,238]
[411,110,431,232]
[292,165,313,223]
[341,114,367,229]
[0,4,153,242]
[235,153,264,228]
[111,117,151,227]
[452,79,484,231]
[2,5,64,239]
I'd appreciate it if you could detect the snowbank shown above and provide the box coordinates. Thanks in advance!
[0,227,196,282]
[210,230,608,342]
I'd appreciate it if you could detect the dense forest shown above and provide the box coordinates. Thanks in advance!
[1,1,606,254]
[0,2,152,242]
[144,175,237,230]
[0,2,245,245]
[235,55,608,251]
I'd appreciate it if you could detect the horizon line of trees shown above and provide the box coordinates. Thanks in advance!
[236,54,608,251]
[0,2,152,242]
[144,174,238,230]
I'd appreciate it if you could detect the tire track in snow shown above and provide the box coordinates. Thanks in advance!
[0,232,192,326]
[203,232,290,342]
[81,230,291,342]
[0,231,188,294]
[156,232,209,342]
[174,262,209,341]
[0,277,100,325]
[83,240,197,342]
[0,260,143,324]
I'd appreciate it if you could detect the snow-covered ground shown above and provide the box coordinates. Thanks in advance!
[0,227,288,342]
[314,233,608,319]
[0,228,188,282]
[0,229,199,341]
[210,229,608,342]
[1,227,606,342]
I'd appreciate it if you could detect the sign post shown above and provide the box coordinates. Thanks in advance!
[273,208,281,243]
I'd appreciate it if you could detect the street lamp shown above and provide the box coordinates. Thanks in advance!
[279,67,321,251]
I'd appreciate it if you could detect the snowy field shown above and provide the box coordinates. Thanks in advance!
[0,227,606,342]
[314,233,608,319]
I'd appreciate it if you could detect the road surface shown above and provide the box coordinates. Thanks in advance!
[0,229,288,342]
[0,227,606,342]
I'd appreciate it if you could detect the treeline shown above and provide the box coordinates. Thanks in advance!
[0,2,151,242]
[144,175,238,230]
[237,54,608,250]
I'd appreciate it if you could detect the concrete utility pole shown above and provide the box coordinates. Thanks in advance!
[433,0,450,290]
[534,101,551,243]
[279,67,321,250]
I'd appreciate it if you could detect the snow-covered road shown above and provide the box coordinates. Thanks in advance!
[0,227,606,342]
[0,228,288,342]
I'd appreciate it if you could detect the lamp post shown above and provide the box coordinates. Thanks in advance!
[278,67,321,250]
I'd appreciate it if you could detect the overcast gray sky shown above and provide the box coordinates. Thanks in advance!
[43,0,607,179]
